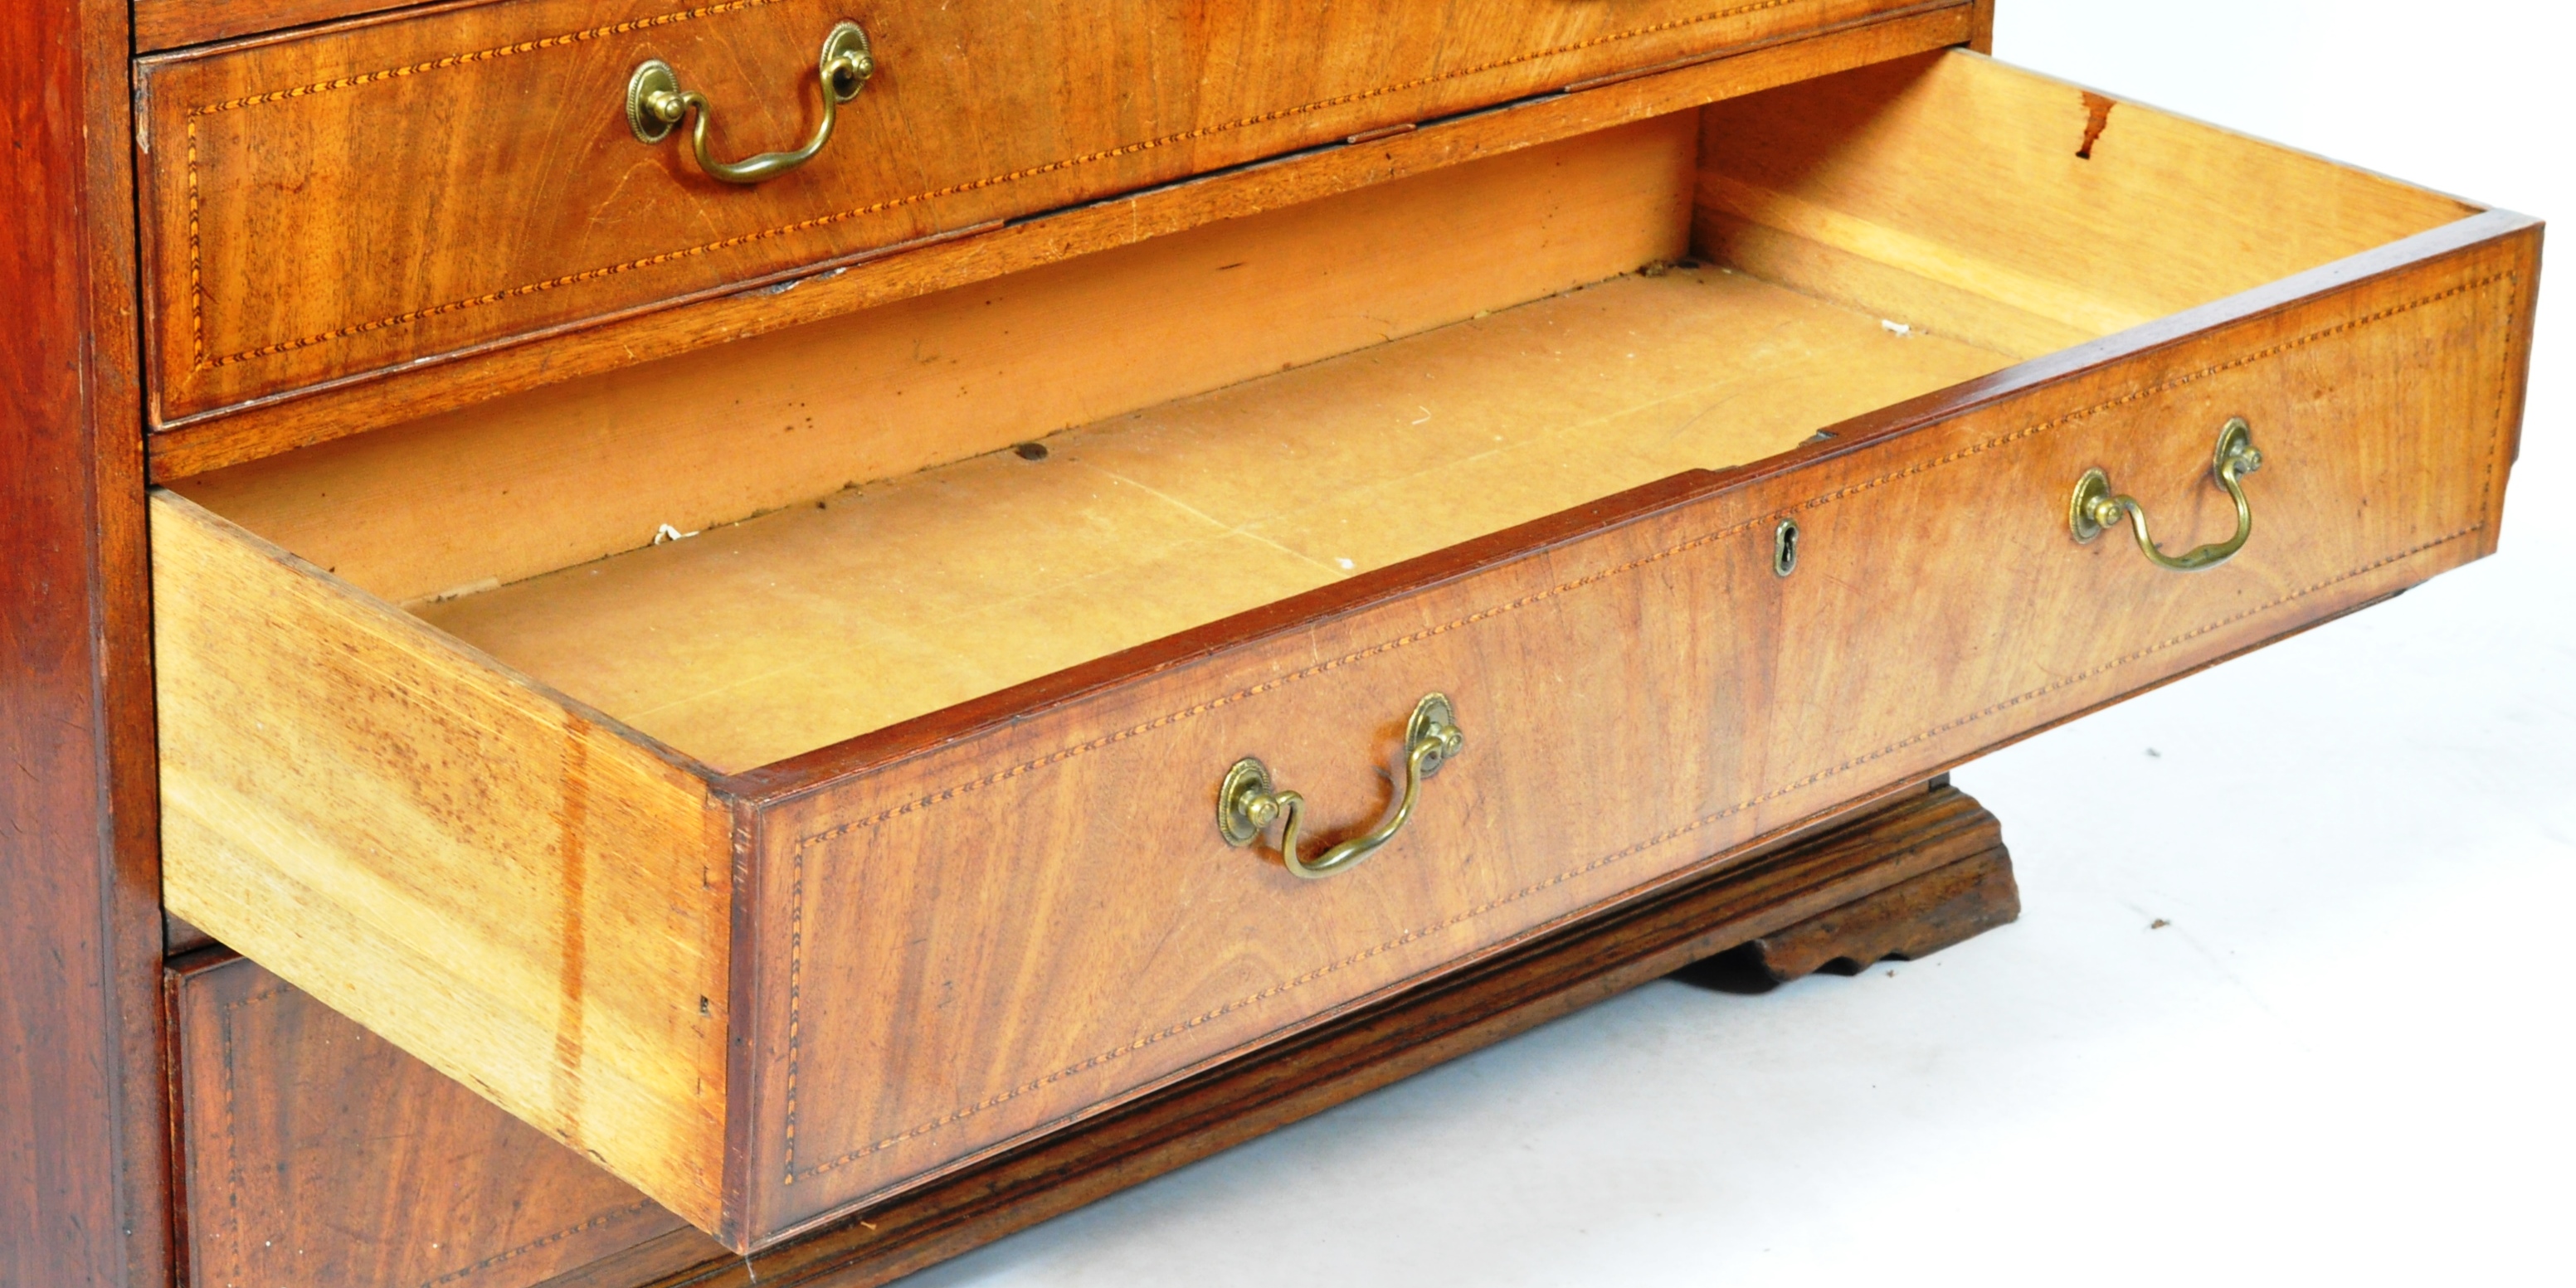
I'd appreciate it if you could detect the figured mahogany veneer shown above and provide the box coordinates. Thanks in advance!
[141,6,1984,483]
[0,0,163,1277]
[138,0,411,52]
[172,114,1726,611]
[150,51,2539,1252]
[710,781,2020,1288]
[165,952,718,1288]
[134,0,1964,436]
[167,781,2010,1288]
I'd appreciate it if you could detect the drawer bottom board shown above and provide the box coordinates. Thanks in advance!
[414,265,2013,773]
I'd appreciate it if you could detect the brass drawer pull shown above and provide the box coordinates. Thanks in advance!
[2069,417,2265,572]
[626,20,874,185]
[1219,694,1465,880]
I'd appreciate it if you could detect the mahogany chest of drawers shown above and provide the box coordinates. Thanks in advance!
[1,0,2540,1283]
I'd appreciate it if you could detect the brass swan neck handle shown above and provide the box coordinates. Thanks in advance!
[1219,694,1466,881]
[626,21,873,185]
[2071,417,2265,572]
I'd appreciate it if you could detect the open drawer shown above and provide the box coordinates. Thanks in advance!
[153,51,2539,1250]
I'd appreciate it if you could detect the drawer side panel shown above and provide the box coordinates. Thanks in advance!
[151,491,736,1229]
[737,222,2529,1242]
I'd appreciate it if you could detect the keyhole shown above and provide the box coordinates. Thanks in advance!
[1773,518,1799,577]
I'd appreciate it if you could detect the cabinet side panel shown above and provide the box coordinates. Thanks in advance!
[0,0,164,1279]
[150,490,734,1230]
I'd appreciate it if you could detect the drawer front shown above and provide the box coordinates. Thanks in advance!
[741,228,2530,1238]
[169,955,718,1288]
[137,0,1934,424]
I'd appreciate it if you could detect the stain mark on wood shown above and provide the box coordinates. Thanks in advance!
[2077,90,2115,158]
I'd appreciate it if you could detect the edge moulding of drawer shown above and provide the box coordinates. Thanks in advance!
[153,51,2541,1251]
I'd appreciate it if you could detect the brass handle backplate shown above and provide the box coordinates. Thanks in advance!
[1218,694,1466,881]
[626,20,873,184]
[2070,417,2265,572]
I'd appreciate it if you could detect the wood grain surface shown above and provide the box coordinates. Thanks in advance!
[168,952,716,1288]
[152,48,2537,1250]
[1696,52,2476,358]
[174,780,1995,1288]
[636,780,2011,1286]
[1724,843,2019,980]
[412,265,2009,770]
[174,51,2474,640]
[142,1,1982,476]
[137,0,414,51]
[733,211,2535,1240]
[151,491,738,1231]
[0,0,169,1281]
[134,0,1947,426]
[175,114,1717,609]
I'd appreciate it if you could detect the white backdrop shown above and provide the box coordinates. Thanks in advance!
[924,4,2574,1282]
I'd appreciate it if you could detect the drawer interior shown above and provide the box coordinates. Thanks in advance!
[167,51,2473,775]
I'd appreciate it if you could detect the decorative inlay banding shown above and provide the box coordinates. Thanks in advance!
[790,271,2515,853]
[774,269,2517,1186]
[183,0,1813,373]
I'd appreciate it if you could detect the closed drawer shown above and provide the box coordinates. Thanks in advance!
[153,52,2539,1251]
[134,0,1953,429]
[167,953,719,1288]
